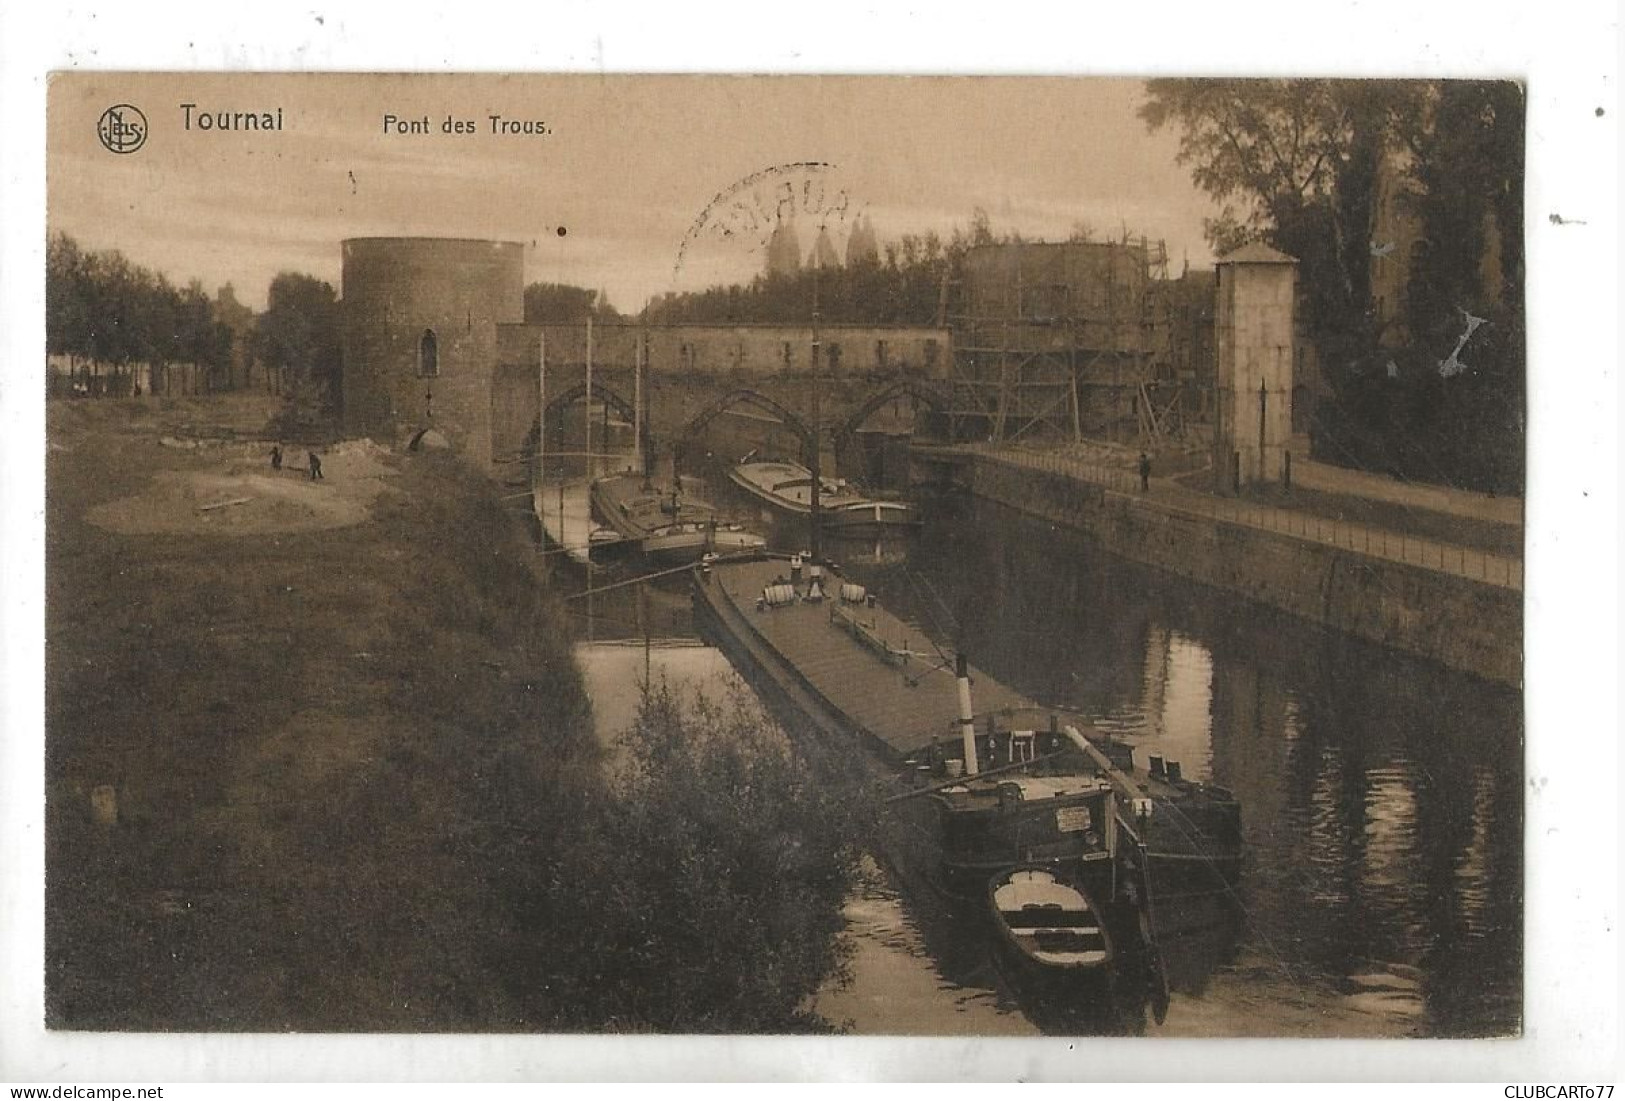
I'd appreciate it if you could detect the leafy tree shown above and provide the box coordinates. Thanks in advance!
[1140,79,1423,380]
[644,215,1003,328]
[256,272,341,434]
[46,233,93,359]
[1141,78,1525,492]
[256,273,340,379]
[176,280,234,390]
[1398,81,1526,492]
[213,283,259,388]
[48,233,254,396]
[530,678,869,1032]
[524,282,622,323]
[1404,82,1525,351]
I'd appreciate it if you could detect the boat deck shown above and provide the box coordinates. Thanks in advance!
[704,557,1028,758]
[730,461,893,516]
[593,475,712,537]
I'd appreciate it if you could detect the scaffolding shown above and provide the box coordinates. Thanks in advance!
[944,235,1193,447]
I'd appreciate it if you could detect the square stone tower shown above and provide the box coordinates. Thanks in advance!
[1213,242,1298,492]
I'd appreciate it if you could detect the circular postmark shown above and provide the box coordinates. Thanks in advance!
[97,103,148,155]
[674,162,863,288]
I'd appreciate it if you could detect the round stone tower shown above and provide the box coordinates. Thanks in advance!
[341,237,525,463]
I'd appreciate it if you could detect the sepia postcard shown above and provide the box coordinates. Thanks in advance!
[38,70,1531,1041]
[10,36,1615,1079]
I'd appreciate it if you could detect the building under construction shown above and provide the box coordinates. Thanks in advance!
[946,238,1213,448]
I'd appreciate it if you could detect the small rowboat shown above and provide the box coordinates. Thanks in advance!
[989,866,1114,976]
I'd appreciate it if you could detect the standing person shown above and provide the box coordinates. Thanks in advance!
[1138,452,1151,493]
[308,450,323,481]
[270,445,282,471]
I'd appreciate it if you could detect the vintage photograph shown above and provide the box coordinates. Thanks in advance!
[43,73,1524,1038]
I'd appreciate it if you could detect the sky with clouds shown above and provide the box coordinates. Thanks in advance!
[49,73,1224,312]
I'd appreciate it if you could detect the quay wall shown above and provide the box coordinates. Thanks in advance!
[930,452,1521,687]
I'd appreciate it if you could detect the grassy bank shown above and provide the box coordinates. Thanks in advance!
[46,394,865,1033]
[47,396,598,1030]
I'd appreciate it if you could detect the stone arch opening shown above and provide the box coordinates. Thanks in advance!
[832,379,946,489]
[536,380,641,474]
[679,389,816,466]
[407,427,450,452]
[834,379,946,443]
[543,380,638,427]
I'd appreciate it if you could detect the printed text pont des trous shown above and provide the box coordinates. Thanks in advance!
[383,113,552,136]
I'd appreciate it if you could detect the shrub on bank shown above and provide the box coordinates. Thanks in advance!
[530,678,870,1033]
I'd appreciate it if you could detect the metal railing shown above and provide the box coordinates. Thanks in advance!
[979,446,1524,592]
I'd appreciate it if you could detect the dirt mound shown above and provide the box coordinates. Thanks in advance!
[86,439,400,536]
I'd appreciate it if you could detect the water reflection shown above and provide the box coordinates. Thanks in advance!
[553,477,1521,1037]
[858,493,1523,1037]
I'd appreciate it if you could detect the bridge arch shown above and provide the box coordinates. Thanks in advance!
[543,380,638,427]
[834,378,948,444]
[679,389,815,462]
[518,381,640,469]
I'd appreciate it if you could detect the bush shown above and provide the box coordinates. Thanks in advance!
[264,371,338,442]
[533,677,870,1032]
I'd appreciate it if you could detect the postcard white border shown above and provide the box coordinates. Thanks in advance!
[2,0,1618,1084]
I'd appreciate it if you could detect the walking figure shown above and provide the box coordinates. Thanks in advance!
[1138,452,1151,493]
[308,450,323,481]
[270,445,283,471]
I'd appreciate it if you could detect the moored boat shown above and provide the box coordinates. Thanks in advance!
[729,459,916,531]
[951,709,1245,898]
[591,473,766,565]
[989,866,1114,979]
[691,555,1244,1003]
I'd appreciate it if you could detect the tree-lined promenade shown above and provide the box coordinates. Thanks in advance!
[46,233,238,396]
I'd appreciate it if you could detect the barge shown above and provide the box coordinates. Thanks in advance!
[590,473,766,565]
[729,459,916,532]
[692,555,1243,998]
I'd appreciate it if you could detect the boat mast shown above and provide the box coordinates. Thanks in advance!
[536,330,546,489]
[584,314,594,478]
[809,248,823,561]
[634,330,647,485]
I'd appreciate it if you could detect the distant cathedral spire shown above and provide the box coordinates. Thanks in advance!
[808,225,840,270]
[846,213,880,265]
[765,215,802,277]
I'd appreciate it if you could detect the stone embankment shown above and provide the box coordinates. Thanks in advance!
[914,446,1521,687]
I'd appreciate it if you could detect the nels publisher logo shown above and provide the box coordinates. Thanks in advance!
[97,103,148,154]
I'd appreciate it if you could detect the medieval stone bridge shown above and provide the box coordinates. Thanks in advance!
[517,365,953,482]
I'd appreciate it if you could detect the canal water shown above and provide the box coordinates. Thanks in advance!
[544,468,1523,1038]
